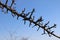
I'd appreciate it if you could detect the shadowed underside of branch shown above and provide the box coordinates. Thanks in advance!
[0,0,60,39]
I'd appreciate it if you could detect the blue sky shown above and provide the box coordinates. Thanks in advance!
[0,0,60,40]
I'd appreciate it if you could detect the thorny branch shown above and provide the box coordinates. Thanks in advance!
[0,0,60,39]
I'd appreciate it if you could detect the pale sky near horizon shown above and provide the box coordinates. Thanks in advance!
[0,0,60,40]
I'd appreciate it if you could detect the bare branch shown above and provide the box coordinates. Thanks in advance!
[0,0,60,39]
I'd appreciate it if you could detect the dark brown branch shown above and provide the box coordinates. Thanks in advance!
[0,1,60,39]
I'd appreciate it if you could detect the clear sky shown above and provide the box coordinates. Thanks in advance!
[0,0,60,40]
